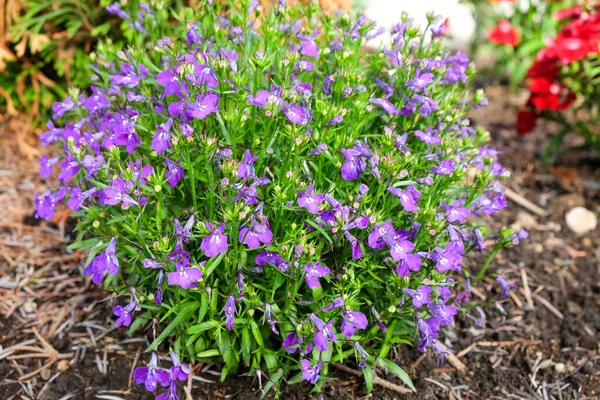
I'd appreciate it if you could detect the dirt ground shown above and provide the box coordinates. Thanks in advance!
[1,85,599,399]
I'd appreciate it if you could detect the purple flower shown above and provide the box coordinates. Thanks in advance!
[509,229,528,246]
[82,154,105,178]
[403,286,432,308]
[201,223,228,257]
[430,159,455,175]
[283,332,304,353]
[193,64,219,88]
[455,279,471,305]
[413,94,440,116]
[255,251,289,272]
[396,253,423,277]
[174,215,195,243]
[497,276,517,297]
[415,126,441,145]
[406,69,434,90]
[428,304,457,325]
[165,159,184,187]
[67,187,96,211]
[51,97,76,119]
[34,187,66,220]
[442,200,471,223]
[309,143,328,156]
[84,237,119,284]
[323,297,344,312]
[340,311,368,337]
[344,231,363,260]
[169,352,190,382]
[310,314,336,351]
[106,2,129,19]
[298,185,324,214]
[388,184,421,212]
[151,118,173,154]
[238,216,273,249]
[110,63,147,88]
[326,115,343,126]
[132,353,171,392]
[237,149,257,181]
[113,300,138,327]
[369,98,399,115]
[304,262,330,289]
[368,222,394,249]
[157,69,187,97]
[100,178,138,208]
[341,148,366,181]
[167,261,203,289]
[417,317,441,352]
[142,258,164,269]
[388,239,415,262]
[192,93,219,120]
[39,155,60,178]
[58,153,80,183]
[300,359,322,384]
[223,296,236,330]
[299,35,319,58]
[284,103,309,125]
[155,380,178,400]
[354,342,369,368]
[433,244,463,273]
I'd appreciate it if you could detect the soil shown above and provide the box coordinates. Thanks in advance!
[1,85,599,400]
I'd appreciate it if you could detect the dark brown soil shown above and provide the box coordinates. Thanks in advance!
[1,85,599,399]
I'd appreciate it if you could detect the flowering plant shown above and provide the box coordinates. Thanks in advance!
[466,0,600,159]
[36,0,519,397]
[464,0,571,85]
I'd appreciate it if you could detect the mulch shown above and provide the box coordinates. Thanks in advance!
[0,84,598,400]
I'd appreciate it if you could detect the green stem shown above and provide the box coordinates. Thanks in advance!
[476,243,501,281]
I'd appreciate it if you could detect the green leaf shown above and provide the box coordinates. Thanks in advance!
[241,327,251,363]
[286,371,303,385]
[249,320,264,347]
[261,369,283,399]
[147,302,198,351]
[381,358,415,391]
[67,237,100,251]
[305,219,333,244]
[364,365,374,393]
[216,330,237,369]
[205,252,225,278]
[196,349,220,358]
[185,320,219,335]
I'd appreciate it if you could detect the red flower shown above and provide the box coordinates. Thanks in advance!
[516,109,537,135]
[488,20,521,46]
[553,5,583,21]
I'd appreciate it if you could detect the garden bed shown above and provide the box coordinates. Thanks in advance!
[1,84,598,399]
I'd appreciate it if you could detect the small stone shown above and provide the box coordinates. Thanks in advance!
[538,359,553,370]
[513,211,538,231]
[40,368,51,380]
[57,360,70,372]
[582,361,594,374]
[554,362,567,373]
[582,237,592,247]
[567,301,582,314]
[534,243,543,253]
[565,207,597,235]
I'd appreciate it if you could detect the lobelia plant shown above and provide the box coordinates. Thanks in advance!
[35,0,523,398]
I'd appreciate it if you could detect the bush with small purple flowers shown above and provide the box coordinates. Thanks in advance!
[36,0,523,397]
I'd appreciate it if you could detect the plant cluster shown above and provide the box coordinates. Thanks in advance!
[465,0,600,159]
[36,1,521,398]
